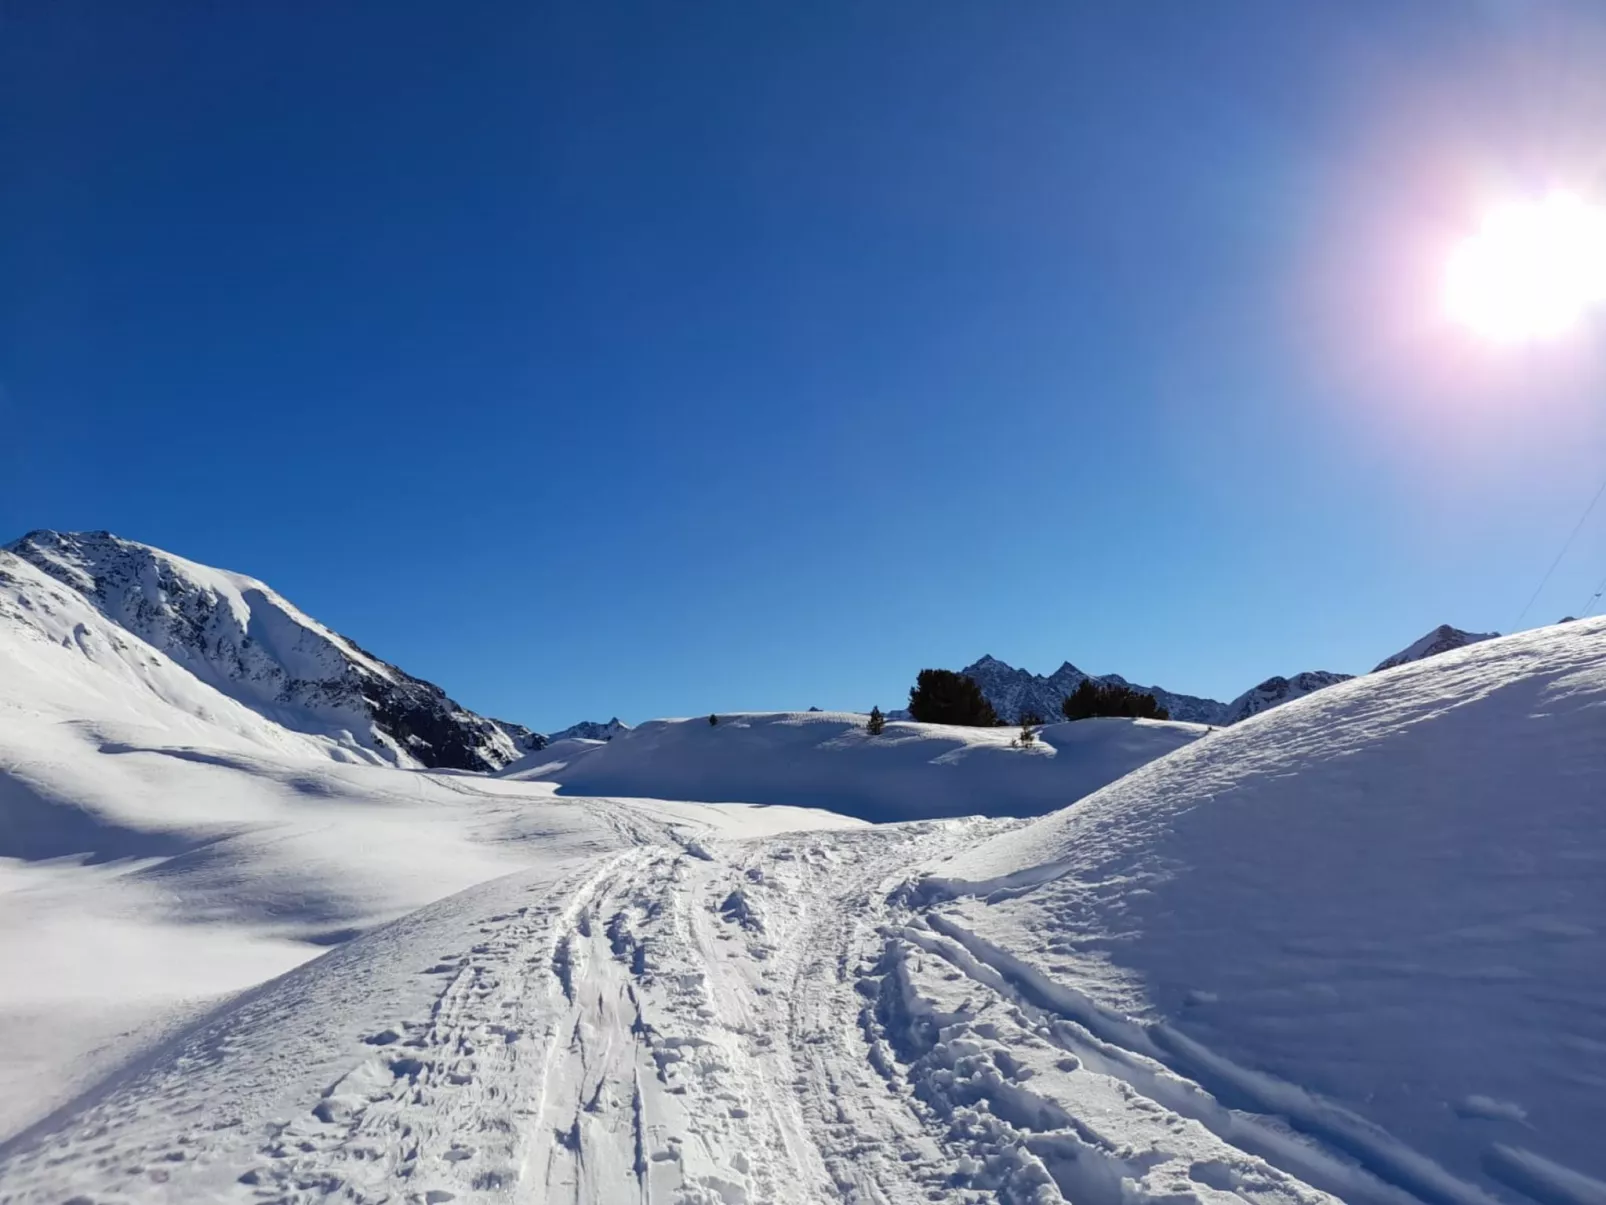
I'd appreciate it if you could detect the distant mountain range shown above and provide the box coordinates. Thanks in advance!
[1222,671,1353,724]
[952,623,1500,728]
[4,531,1507,758]
[958,656,1232,725]
[549,718,631,742]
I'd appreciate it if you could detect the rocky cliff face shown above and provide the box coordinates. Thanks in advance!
[6,530,523,771]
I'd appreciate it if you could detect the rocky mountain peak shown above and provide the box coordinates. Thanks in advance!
[1373,624,1499,673]
[5,530,522,772]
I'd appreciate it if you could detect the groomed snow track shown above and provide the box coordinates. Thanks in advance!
[1,811,1532,1205]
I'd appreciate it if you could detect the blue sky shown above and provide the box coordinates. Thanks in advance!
[5,1,1606,730]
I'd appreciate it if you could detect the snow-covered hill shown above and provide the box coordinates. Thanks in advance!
[917,617,1606,1204]
[6,530,524,770]
[1373,623,1499,672]
[506,710,1209,821]
[959,655,1232,725]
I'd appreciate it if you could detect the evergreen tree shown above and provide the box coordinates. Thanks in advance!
[1019,709,1043,746]
[1060,680,1169,721]
[907,669,1000,727]
[866,705,886,735]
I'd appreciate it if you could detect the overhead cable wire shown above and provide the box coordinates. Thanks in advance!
[1513,471,1606,630]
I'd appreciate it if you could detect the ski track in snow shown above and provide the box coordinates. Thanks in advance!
[2,808,1479,1205]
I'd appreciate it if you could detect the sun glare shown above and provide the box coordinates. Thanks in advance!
[1445,191,1606,343]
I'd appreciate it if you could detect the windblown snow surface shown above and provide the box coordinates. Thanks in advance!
[2,538,1603,1205]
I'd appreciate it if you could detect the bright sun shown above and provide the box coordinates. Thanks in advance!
[1445,191,1606,343]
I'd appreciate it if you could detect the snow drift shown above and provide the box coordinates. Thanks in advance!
[507,709,1209,821]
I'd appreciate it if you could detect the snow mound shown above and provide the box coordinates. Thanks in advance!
[919,617,1606,1202]
[516,710,1208,821]
[1373,623,1499,672]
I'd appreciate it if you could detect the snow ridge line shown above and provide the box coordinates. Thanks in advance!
[918,910,1506,1205]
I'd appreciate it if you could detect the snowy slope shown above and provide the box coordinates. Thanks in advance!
[1373,623,1499,672]
[6,531,521,770]
[0,560,862,1146]
[509,710,1209,821]
[916,618,1606,1205]
[960,655,1232,725]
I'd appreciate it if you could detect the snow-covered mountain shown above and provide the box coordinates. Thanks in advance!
[1373,623,1499,672]
[488,717,548,753]
[958,655,1232,725]
[4,530,525,771]
[547,716,631,742]
[1223,669,1353,723]
[961,622,1501,732]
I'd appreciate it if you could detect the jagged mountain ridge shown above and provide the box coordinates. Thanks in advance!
[959,655,1232,725]
[489,718,548,753]
[548,717,631,742]
[960,620,1495,729]
[1373,623,1499,672]
[1223,670,1353,724]
[5,530,526,772]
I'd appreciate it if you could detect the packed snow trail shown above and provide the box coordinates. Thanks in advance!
[1,812,1412,1205]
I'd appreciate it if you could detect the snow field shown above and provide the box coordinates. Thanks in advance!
[512,710,1208,822]
[3,817,1375,1205]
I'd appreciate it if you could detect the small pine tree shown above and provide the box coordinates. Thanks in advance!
[866,705,886,735]
[708,713,719,726]
[1019,709,1042,746]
